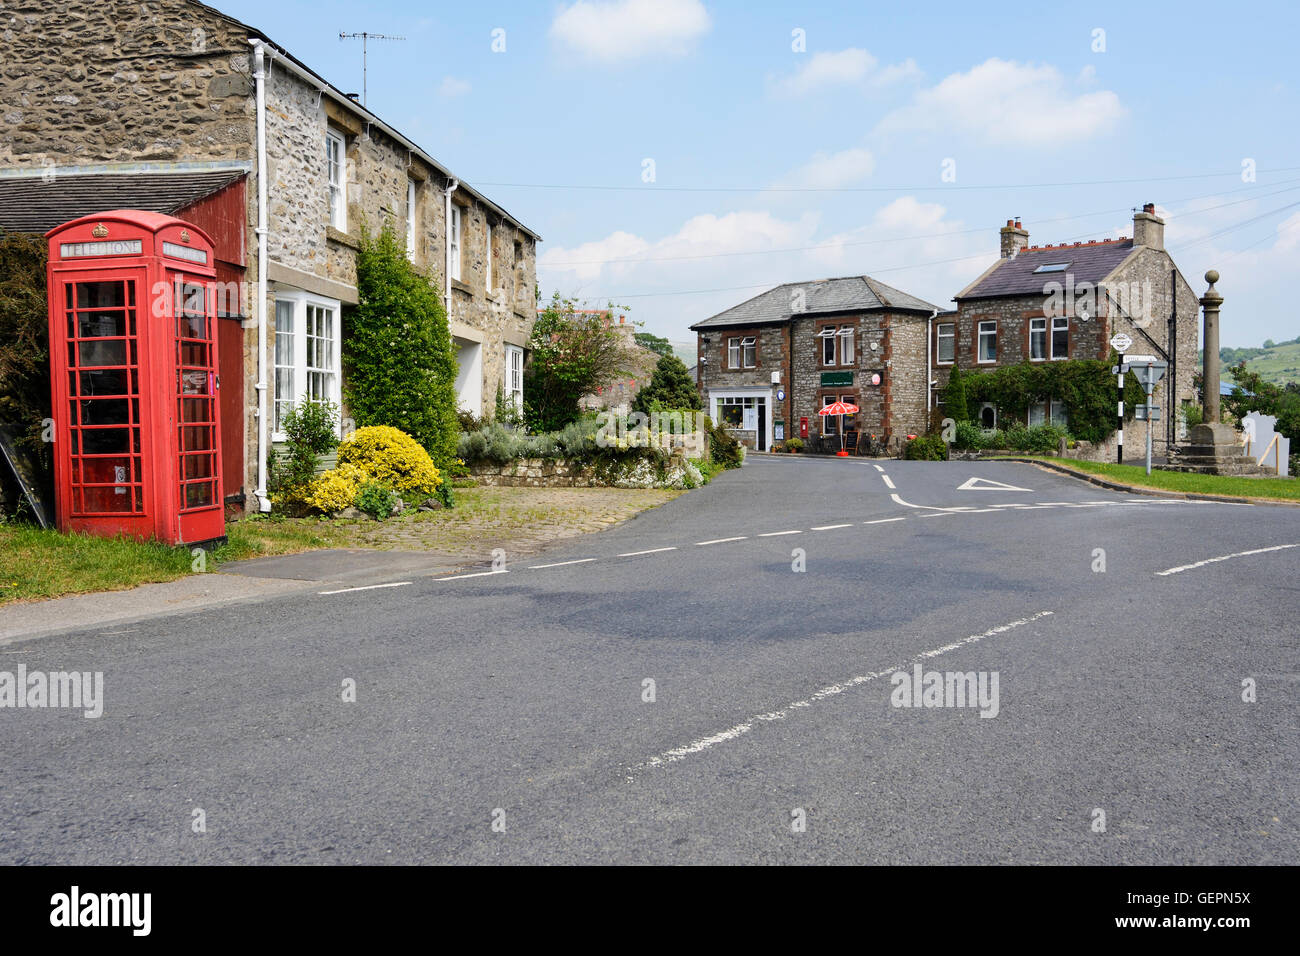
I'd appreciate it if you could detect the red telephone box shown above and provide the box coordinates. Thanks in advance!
[46,210,225,547]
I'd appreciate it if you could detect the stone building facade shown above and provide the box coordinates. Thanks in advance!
[692,277,941,452]
[942,206,1198,458]
[0,0,539,510]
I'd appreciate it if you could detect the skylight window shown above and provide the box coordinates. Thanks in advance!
[1033,262,1070,273]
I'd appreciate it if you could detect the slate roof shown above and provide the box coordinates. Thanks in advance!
[959,238,1136,300]
[690,275,942,330]
[0,170,246,235]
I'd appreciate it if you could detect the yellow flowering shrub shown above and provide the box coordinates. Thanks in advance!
[336,426,441,497]
[304,462,368,514]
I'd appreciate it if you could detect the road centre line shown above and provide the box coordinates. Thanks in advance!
[1155,542,1300,576]
[617,547,678,556]
[696,536,747,546]
[530,558,599,569]
[320,581,412,595]
[758,530,802,537]
[629,610,1055,777]
[873,464,885,472]
[434,569,508,581]
[810,523,853,531]
[881,475,896,489]
[864,517,907,524]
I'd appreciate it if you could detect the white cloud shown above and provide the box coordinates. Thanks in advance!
[876,58,1126,146]
[771,48,920,96]
[437,76,471,98]
[784,147,875,188]
[550,0,710,63]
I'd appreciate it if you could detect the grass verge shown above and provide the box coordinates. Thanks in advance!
[998,456,1300,502]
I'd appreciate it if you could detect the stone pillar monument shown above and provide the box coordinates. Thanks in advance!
[1164,269,1263,475]
[1201,270,1222,424]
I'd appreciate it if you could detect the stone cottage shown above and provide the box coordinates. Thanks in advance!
[690,277,943,453]
[0,0,539,512]
[941,206,1198,457]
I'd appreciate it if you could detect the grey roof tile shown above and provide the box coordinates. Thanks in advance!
[0,170,246,235]
[960,239,1135,299]
[691,275,941,330]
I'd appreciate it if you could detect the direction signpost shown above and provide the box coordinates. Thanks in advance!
[1110,333,1132,464]
[1123,355,1168,475]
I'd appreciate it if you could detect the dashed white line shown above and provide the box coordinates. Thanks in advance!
[873,464,885,472]
[434,569,508,581]
[1155,543,1300,577]
[881,475,896,489]
[530,558,598,569]
[810,523,853,531]
[319,581,412,595]
[864,517,907,525]
[696,536,748,546]
[617,547,678,557]
[758,530,802,537]
[628,610,1055,777]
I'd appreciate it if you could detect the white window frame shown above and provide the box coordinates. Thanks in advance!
[273,300,295,433]
[819,326,838,366]
[741,335,756,368]
[839,326,854,366]
[1050,399,1068,426]
[406,179,417,262]
[727,337,741,369]
[1030,317,1047,361]
[485,221,494,293]
[936,322,955,364]
[977,320,997,364]
[1028,400,1047,426]
[449,205,462,282]
[1051,316,1069,360]
[271,290,342,442]
[326,130,346,231]
[504,344,524,412]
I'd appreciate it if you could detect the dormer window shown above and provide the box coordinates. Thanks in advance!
[1032,262,1070,274]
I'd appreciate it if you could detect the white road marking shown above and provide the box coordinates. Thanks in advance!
[434,569,508,581]
[758,530,802,537]
[695,536,747,546]
[873,464,885,472]
[864,517,907,525]
[530,558,598,569]
[320,581,412,595]
[617,547,678,557]
[628,611,1054,777]
[889,493,971,513]
[919,512,953,518]
[957,476,1033,492]
[881,475,896,489]
[810,523,853,531]
[1155,543,1300,577]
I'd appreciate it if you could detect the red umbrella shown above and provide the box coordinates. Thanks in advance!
[817,401,860,456]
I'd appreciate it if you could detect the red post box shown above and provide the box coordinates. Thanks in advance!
[799,417,809,439]
[46,210,225,547]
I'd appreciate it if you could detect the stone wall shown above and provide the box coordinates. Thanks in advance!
[0,0,255,166]
[470,459,599,488]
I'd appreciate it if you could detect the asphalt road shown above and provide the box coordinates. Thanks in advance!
[2,456,1297,864]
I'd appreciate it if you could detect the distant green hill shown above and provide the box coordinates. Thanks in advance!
[671,341,696,368]
[1199,336,1300,387]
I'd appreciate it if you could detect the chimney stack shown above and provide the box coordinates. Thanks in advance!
[999,218,1028,258]
[1132,202,1165,250]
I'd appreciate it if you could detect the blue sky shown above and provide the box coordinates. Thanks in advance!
[219,0,1300,347]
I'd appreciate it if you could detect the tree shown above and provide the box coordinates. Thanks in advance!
[523,293,637,432]
[344,223,460,467]
[632,354,702,414]
[633,331,673,359]
[0,232,50,457]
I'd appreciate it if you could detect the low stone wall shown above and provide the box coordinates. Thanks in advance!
[470,458,599,487]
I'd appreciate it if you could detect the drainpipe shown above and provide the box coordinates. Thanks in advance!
[250,39,272,511]
[443,177,459,313]
[926,309,936,419]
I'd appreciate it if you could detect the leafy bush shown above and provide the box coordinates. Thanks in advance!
[904,434,948,460]
[785,437,804,453]
[1183,404,1204,429]
[632,355,702,414]
[345,223,459,468]
[952,420,985,450]
[0,232,50,463]
[337,426,441,496]
[354,481,400,520]
[304,462,367,513]
[269,400,339,506]
[707,416,743,468]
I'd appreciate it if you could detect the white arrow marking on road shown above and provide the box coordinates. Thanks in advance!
[957,476,1033,492]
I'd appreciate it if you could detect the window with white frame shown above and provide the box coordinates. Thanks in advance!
[1028,400,1047,426]
[272,291,341,439]
[1051,316,1069,359]
[715,395,758,429]
[406,180,417,262]
[1030,317,1047,360]
[936,322,955,364]
[727,335,755,369]
[485,221,494,293]
[1050,399,1068,426]
[821,393,856,436]
[977,320,997,363]
[449,205,462,282]
[326,130,346,231]
[505,344,524,411]
[818,325,854,366]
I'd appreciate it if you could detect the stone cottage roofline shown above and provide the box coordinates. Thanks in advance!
[189,0,541,242]
[954,237,1138,302]
[690,275,942,331]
